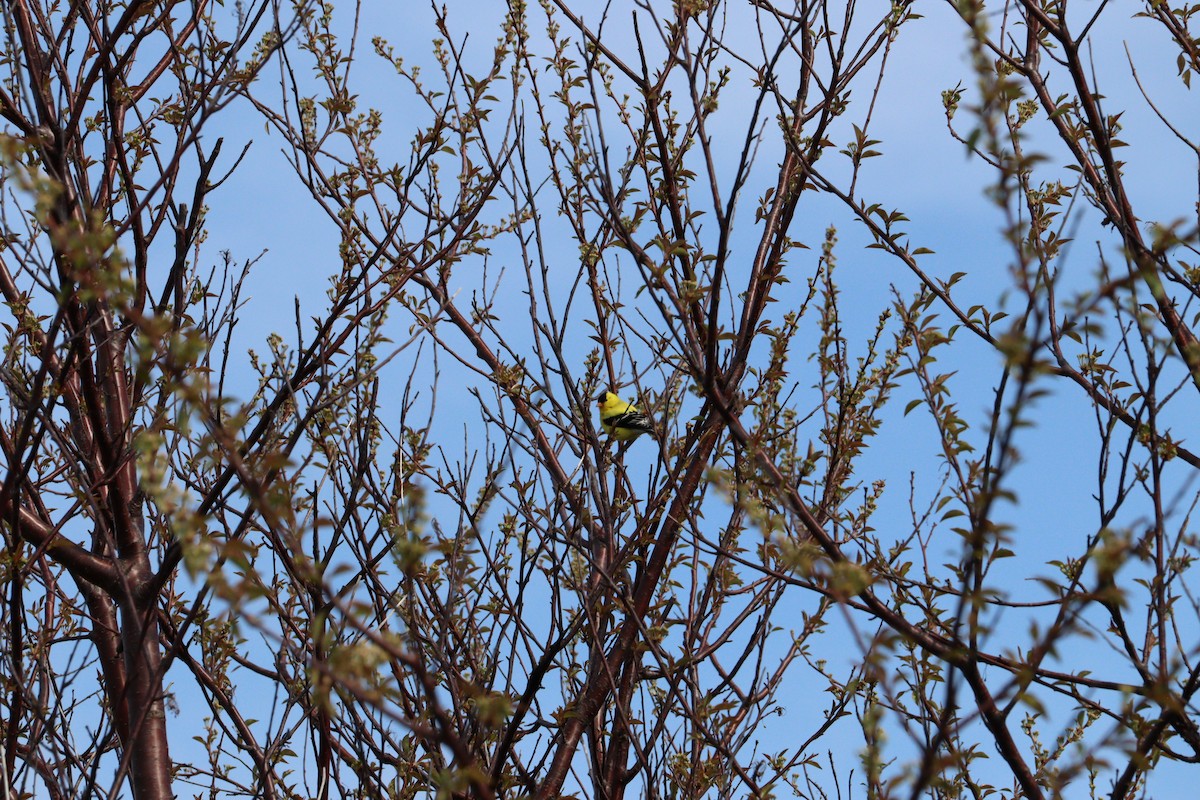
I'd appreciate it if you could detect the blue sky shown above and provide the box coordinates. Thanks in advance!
[166,0,1200,796]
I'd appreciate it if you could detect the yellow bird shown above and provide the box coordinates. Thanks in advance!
[596,391,655,442]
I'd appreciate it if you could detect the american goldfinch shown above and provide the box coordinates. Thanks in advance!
[596,391,655,441]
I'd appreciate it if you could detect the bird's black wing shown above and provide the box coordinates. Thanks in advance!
[610,410,654,433]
